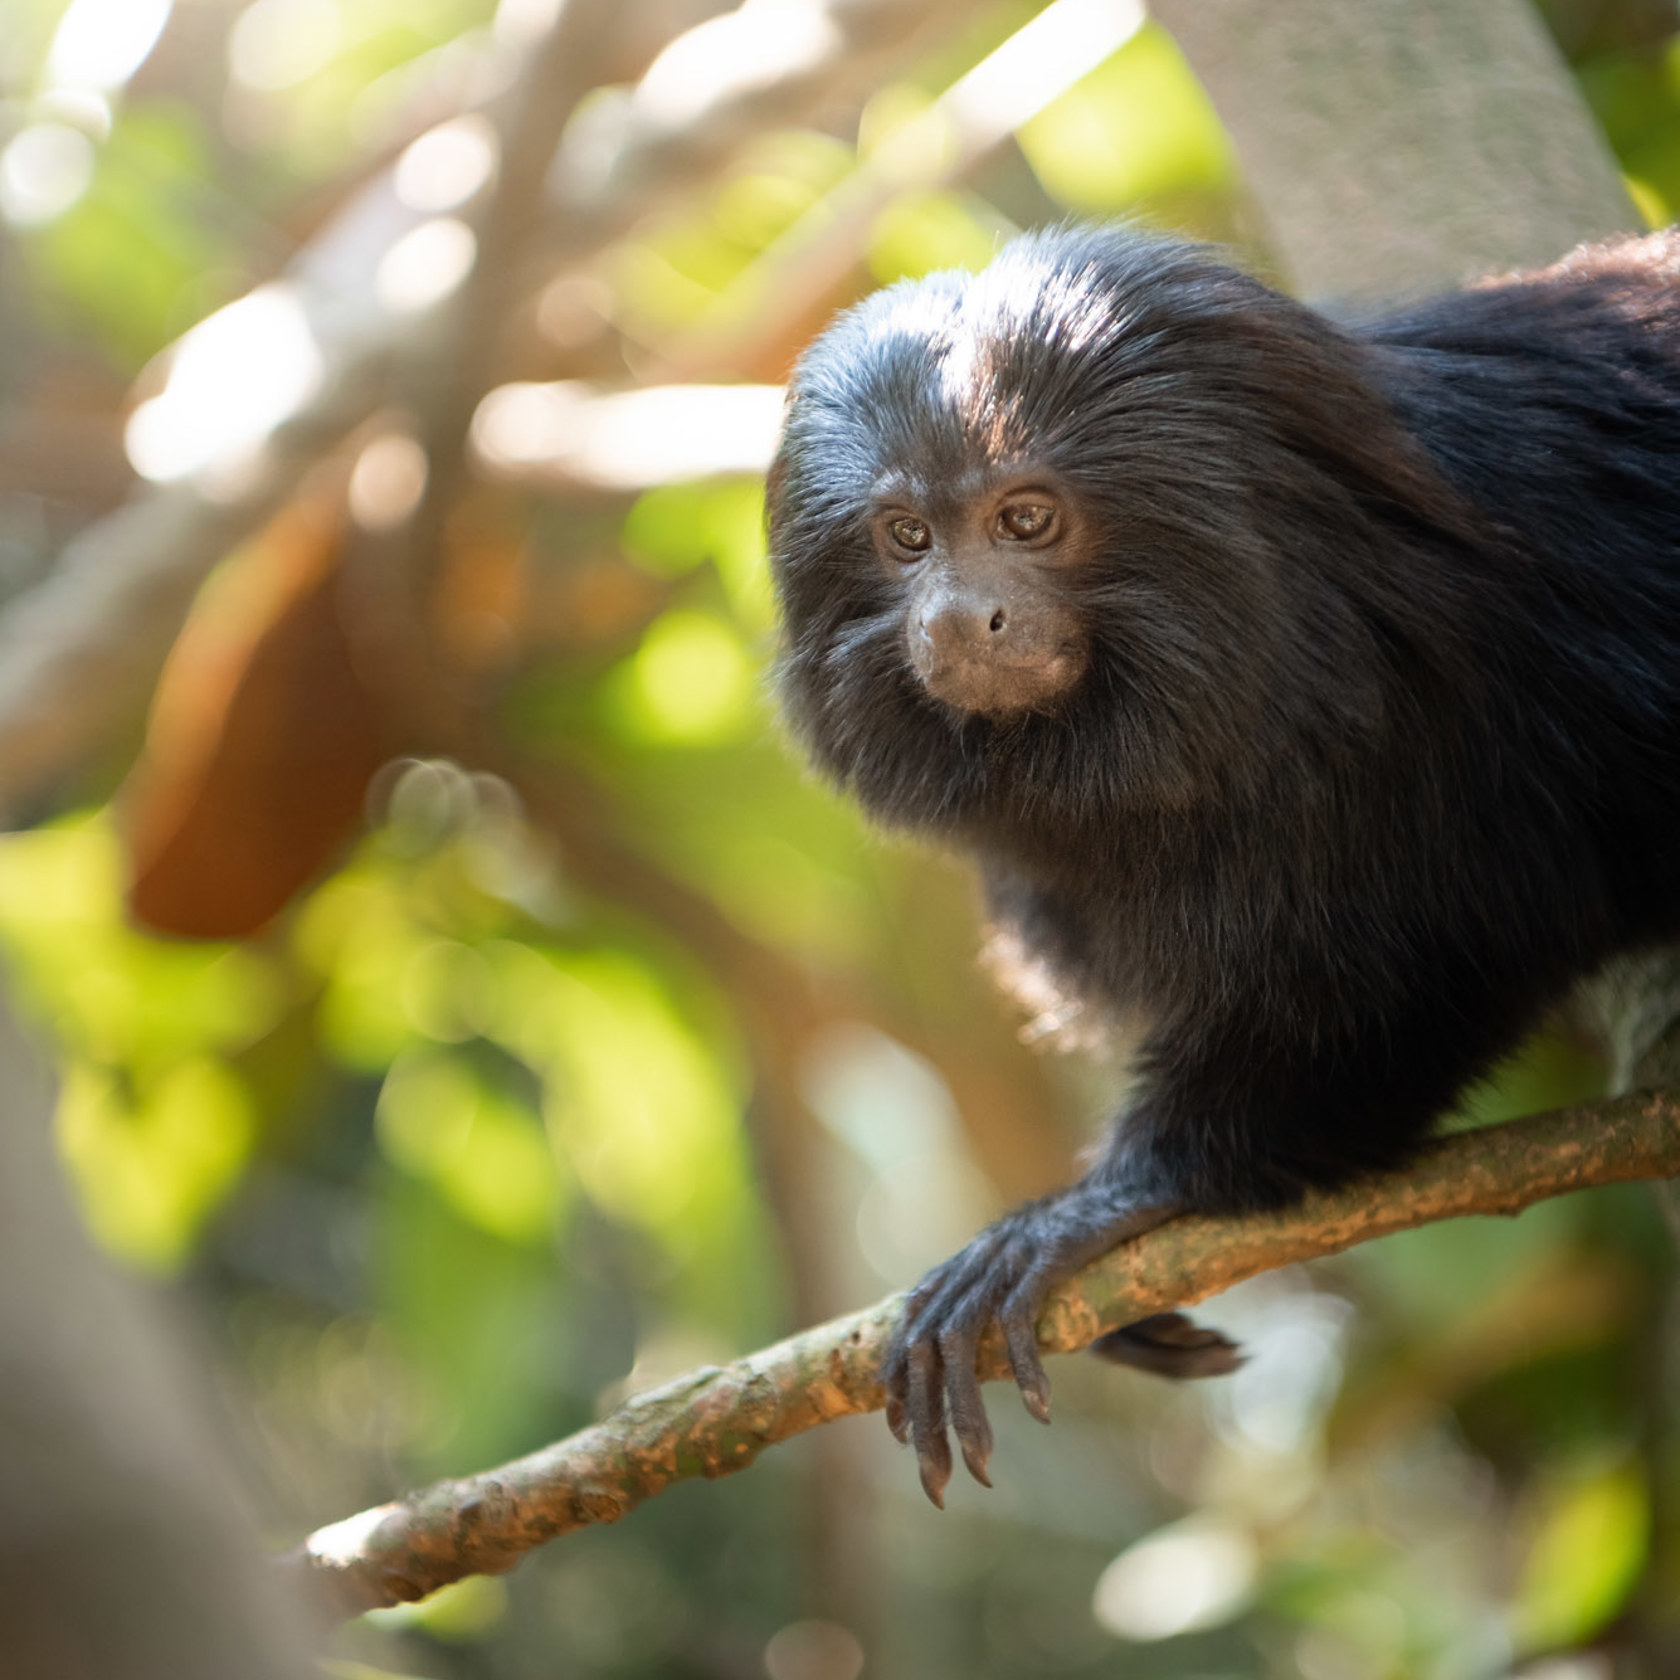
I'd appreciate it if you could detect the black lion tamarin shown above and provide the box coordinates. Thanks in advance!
[766,224,1680,1504]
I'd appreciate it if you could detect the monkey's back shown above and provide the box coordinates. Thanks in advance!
[1359,232,1680,944]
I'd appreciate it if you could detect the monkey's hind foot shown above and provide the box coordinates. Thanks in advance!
[880,1182,1190,1507]
[1090,1312,1243,1378]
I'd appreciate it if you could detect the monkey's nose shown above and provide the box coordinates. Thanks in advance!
[919,603,1007,659]
[910,597,1087,714]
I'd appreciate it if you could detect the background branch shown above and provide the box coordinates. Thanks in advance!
[0,0,975,825]
[1151,0,1637,299]
[293,1091,1680,1617]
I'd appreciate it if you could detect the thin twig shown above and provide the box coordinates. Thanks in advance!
[290,1090,1680,1616]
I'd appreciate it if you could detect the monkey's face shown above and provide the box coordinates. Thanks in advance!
[870,467,1089,716]
[768,226,1414,835]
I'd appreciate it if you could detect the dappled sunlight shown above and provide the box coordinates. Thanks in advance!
[227,0,343,93]
[764,1619,866,1680]
[1017,20,1235,211]
[611,609,755,744]
[375,215,479,313]
[945,0,1146,144]
[125,283,325,482]
[1091,1515,1258,1640]
[347,429,429,529]
[0,816,280,1266]
[47,0,172,93]
[58,1056,253,1269]
[0,122,96,225]
[517,949,753,1239]
[802,1024,1000,1283]
[394,113,499,212]
[472,381,786,489]
[633,0,841,132]
[377,1045,565,1243]
[1513,1460,1650,1653]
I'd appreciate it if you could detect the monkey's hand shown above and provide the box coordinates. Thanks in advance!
[881,1179,1239,1506]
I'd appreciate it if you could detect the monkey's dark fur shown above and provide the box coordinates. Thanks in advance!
[766,224,1680,1504]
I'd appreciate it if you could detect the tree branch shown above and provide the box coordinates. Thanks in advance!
[1150,0,1637,301]
[0,0,977,824]
[291,1091,1680,1617]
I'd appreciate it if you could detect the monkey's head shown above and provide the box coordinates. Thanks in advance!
[867,467,1089,719]
[768,226,1471,839]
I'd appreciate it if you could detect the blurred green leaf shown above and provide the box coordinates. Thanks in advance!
[485,944,752,1248]
[365,1573,510,1641]
[373,1170,567,1470]
[1577,41,1680,225]
[27,104,241,366]
[57,1055,254,1270]
[867,189,1008,283]
[301,869,439,1071]
[605,609,757,746]
[622,478,774,632]
[0,817,280,1266]
[0,817,281,1070]
[235,0,498,181]
[1016,22,1234,214]
[377,1044,564,1243]
[1512,1459,1649,1652]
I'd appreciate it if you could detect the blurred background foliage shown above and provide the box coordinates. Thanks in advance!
[0,0,1678,1677]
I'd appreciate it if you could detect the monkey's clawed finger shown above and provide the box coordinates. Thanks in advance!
[903,1342,953,1506]
[1000,1275,1055,1425]
[938,1319,995,1488]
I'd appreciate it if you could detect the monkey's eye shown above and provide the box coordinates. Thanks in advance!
[886,516,932,556]
[997,502,1056,541]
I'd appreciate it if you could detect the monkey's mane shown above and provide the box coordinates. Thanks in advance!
[768,224,1680,953]
[770,230,1495,838]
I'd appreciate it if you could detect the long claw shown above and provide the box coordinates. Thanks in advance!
[1018,1372,1053,1426]
[913,1444,954,1512]
[885,1392,909,1443]
[935,1307,996,1486]
[941,1329,994,1489]
[1002,1291,1053,1424]
[881,1338,912,1439]
[906,1345,952,1507]
[959,1436,994,1488]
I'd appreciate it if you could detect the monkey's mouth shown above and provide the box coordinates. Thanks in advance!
[913,643,1088,716]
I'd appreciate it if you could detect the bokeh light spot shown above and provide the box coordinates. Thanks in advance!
[48,0,173,93]
[227,0,342,93]
[620,611,753,744]
[1092,1517,1258,1640]
[764,1620,865,1680]
[395,115,498,212]
[125,283,324,482]
[0,124,96,226]
[349,432,429,531]
[376,218,478,315]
